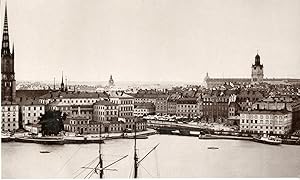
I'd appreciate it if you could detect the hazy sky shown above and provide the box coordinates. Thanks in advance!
[1,0,300,82]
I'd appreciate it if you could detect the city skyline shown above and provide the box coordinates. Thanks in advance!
[1,0,300,82]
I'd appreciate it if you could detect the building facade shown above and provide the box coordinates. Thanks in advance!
[20,101,45,127]
[176,98,198,118]
[1,103,19,132]
[93,100,118,121]
[239,110,292,135]
[109,91,134,118]
[133,102,155,117]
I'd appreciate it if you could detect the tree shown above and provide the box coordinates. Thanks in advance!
[38,110,66,136]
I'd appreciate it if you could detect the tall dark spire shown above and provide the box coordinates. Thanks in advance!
[1,3,11,56]
[65,77,68,92]
[60,71,64,91]
[1,2,16,102]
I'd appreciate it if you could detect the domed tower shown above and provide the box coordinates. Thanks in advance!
[108,75,115,87]
[251,53,264,82]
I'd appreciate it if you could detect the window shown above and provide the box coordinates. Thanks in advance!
[28,113,30,117]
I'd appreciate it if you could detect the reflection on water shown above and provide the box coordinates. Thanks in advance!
[2,134,300,178]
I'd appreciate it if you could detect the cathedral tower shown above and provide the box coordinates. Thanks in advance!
[1,4,16,102]
[251,53,264,82]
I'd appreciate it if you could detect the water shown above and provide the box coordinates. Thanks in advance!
[2,135,300,178]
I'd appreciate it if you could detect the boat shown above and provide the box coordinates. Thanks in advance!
[15,137,64,145]
[252,135,282,145]
[40,150,50,153]
[124,134,148,139]
[207,147,219,150]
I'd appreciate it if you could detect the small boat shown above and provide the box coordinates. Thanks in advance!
[253,135,282,145]
[207,147,219,150]
[40,150,50,153]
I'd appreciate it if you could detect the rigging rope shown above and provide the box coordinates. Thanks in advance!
[140,163,153,178]
[56,145,82,177]
[73,156,99,179]
[155,148,160,178]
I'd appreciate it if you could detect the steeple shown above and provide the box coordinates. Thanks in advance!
[1,3,11,56]
[60,71,64,91]
[65,77,68,92]
[1,3,16,102]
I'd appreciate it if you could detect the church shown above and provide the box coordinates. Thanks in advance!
[205,53,300,88]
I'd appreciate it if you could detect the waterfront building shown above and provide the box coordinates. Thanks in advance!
[176,97,199,118]
[19,100,45,128]
[239,109,292,135]
[64,116,146,134]
[133,102,155,117]
[109,91,134,118]
[1,102,19,132]
[200,92,230,122]
[47,101,72,116]
[93,100,118,121]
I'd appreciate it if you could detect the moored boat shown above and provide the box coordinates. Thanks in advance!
[252,135,282,145]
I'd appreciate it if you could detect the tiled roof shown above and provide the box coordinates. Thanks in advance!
[39,91,109,99]
[94,100,117,106]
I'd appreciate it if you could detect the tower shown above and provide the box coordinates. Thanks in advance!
[1,4,16,102]
[251,53,264,82]
[108,75,114,87]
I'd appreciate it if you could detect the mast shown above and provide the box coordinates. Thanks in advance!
[133,119,138,178]
[99,122,103,178]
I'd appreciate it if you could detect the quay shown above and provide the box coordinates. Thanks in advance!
[156,126,300,145]
[1,129,157,145]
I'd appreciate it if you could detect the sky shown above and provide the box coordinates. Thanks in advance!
[1,0,300,83]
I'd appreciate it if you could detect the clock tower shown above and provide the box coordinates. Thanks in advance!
[1,4,16,102]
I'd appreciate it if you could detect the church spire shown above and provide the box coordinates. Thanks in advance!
[1,3,11,56]
[65,77,68,92]
[60,71,64,91]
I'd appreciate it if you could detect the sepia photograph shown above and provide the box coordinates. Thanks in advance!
[1,0,300,178]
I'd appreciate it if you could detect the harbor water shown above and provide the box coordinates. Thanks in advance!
[2,134,300,178]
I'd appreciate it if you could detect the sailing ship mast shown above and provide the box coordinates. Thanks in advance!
[99,122,103,178]
[133,120,138,178]
[133,118,159,178]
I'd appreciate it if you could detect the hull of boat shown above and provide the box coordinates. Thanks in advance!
[253,137,281,145]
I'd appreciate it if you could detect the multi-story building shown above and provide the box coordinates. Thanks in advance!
[64,117,146,134]
[109,91,134,118]
[176,98,198,118]
[155,95,168,115]
[1,102,19,132]
[239,109,292,135]
[93,100,118,121]
[47,101,72,115]
[19,100,45,127]
[71,105,94,119]
[39,91,109,105]
[200,92,230,122]
[167,93,180,115]
[133,102,155,117]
